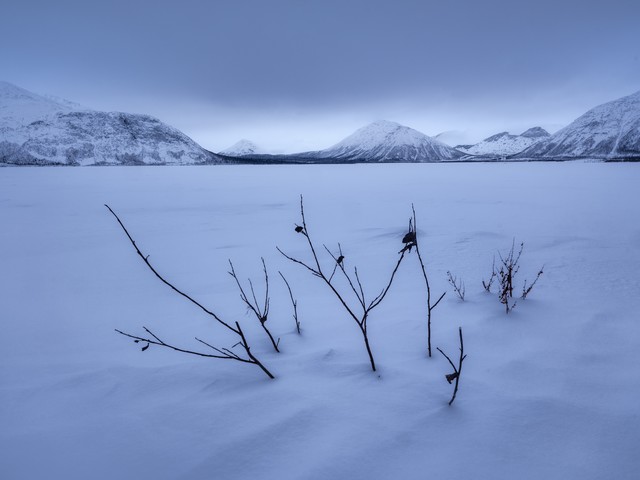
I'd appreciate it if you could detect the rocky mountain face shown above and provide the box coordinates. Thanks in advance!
[515,91,640,160]
[297,120,463,162]
[0,81,221,166]
[456,127,550,157]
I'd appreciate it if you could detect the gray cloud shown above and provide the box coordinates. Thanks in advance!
[2,0,639,151]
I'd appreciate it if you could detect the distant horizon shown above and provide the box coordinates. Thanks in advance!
[3,79,637,155]
[2,0,638,153]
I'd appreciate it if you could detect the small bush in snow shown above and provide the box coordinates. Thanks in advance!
[483,240,544,313]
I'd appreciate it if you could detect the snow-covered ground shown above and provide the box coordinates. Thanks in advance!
[1,163,639,480]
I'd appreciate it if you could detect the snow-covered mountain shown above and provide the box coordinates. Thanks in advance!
[298,120,463,162]
[515,91,640,160]
[456,127,550,157]
[0,81,221,166]
[219,139,263,157]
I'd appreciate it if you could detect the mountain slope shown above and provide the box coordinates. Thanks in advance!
[457,127,550,157]
[0,81,73,132]
[0,81,221,166]
[299,120,463,162]
[515,91,640,160]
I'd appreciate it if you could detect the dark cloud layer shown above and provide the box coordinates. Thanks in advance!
[2,0,639,151]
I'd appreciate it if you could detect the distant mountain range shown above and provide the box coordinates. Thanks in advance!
[455,127,550,158]
[0,81,222,166]
[2,81,639,165]
[292,120,463,162]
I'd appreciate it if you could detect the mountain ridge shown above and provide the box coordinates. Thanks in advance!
[515,90,640,160]
[0,81,222,166]
[456,127,550,157]
[291,120,464,163]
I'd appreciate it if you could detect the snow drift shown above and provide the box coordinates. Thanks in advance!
[1,163,639,480]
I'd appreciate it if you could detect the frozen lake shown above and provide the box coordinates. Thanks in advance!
[1,163,639,480]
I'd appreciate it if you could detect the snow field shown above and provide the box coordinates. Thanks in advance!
[1,163,639,479]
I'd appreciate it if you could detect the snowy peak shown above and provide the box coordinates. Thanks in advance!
[219,139,262,156]
[457,127,550,157]
[332,120,426,149]
[303,120,463,162]
[520,127,550,138]
[516,90,640,160]
[0,81,75,129]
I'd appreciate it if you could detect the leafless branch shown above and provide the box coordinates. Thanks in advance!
[522,265,544,299]
[437,326,466,406]
[279,271,301,334]
[482,256,497,292]
[410,204,447,357]
[447,271,465,301]
[106,204,274,379]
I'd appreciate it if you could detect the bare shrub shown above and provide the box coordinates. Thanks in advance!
[228,258,280,352]
[484,240,544,313]
[277,196,407,372]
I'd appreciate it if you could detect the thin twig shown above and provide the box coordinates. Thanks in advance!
[229,258,280,352]
[437,326,466,406]
[411,204,446,357]
[279,271,301,334]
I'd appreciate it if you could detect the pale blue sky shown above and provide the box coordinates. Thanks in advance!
[2,0,639,151]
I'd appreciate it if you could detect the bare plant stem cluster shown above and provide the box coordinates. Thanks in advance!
[228,258,280,352]
[277,196,407,372]
[483,240,544,313]
[104,198,552,408]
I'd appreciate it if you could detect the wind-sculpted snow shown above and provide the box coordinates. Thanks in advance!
[300,120,464,162]
[515,91,640,160]
[2,164,639,480]
[0,81,221,166]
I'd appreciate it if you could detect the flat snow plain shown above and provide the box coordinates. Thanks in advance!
[1,163,639,480]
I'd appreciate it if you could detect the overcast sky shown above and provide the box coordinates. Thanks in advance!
[2,0,639,152]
